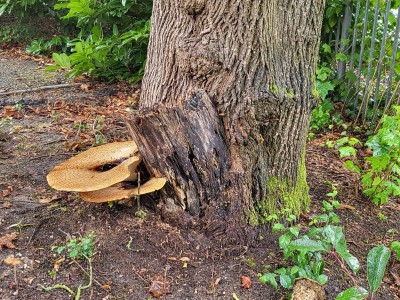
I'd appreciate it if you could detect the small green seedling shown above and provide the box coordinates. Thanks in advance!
[52,231,96,260]
[391,241,400,261]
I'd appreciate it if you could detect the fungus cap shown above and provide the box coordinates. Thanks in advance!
[79,177,167,203]
[47,141,141,192]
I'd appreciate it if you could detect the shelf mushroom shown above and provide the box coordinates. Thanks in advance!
[47,141,167,202]
[79,178,167,203]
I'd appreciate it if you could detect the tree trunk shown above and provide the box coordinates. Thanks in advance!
[128,0,325,243]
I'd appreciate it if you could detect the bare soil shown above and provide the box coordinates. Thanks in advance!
[0,47,399,300]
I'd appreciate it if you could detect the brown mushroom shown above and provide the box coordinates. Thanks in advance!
[79,178,167,203]
[47,141,141,192]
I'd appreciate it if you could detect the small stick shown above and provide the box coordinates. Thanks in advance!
[0,83,81,96]
[137,172,141,209]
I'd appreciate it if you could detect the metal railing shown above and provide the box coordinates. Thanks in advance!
[329,0,400,124]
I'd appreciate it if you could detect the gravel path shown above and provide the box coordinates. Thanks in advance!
[0,52,69,92]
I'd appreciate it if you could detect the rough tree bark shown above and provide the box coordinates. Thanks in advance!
[128,0,326,242]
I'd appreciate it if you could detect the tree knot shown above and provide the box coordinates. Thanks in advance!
[181,0,206,15]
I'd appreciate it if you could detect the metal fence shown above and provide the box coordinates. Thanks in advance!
[329,0,400,124]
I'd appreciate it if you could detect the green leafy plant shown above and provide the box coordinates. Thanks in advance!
[26,35,70,56]
[391,241,400,261]
[310,61,336,132]
[52,231,96,260]
[335,245,391,300]
[43,0,152,82]
[361,106,400,205]
[260,191,393,300]
[259,198,354,290]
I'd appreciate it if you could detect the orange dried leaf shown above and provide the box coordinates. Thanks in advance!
[53,257,65,271]
[3,256,22,266]
[241,275,252,289]
[101,284,111,290]
[1,185,13,199]
[214,277,221,286]
[149,277,171,298]
[167,257,177,261]
[0,232,18,251]
[2,201,12,208]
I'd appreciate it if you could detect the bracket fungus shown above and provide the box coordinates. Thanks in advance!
[47,141,167,202]
[79,178,168,203]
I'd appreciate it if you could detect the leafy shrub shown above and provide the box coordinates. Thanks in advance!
[360,106,400,205]
[46,0,152,82]
[0,0,58,18]
[310,51,336,132]
[26,35,70,55]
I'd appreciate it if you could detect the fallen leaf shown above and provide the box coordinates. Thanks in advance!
[52,100,66,110]
[53,257,65,272]
[149,276,171,298]
[38,196,60,204]
[167,257,177,261]
[214,277,221,286]
[241,275,252,289]
[101,284,111,290]
[3,256,22,266]
[1,186,13,199]
[1,106,18,117]
[339,203,355,210]
[2,201,12,208]
[0,232,18,251]
[23,276,35,284]
[80,84,91,92]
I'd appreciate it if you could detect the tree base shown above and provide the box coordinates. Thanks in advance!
[248,152,310,226]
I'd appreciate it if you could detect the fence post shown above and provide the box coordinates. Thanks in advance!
[337,1,353,80]
[384,5,400,110]
[361,0,381,123]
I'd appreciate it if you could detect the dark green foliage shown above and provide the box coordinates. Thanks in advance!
[1,0,152,82]
[260,189,393,299]
[47,0,152,82]
[361,106,400,205]
[259,192,346,290]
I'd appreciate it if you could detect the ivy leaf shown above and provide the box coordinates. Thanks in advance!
[366,155,390,171]
[336,137,349,147]
[367,245,391,293]
[344,160,361,174]
[335,286,368,300]
[317,81,335,101]
[259,273,278,288]
[288,237,326,252]
[272,223,285,232]
[322,44,331,53]
[390,241,400,260]
[289,226,300,237]
[338,146,356,158]
[317,274,328,285]
[335,53,347,62]
[279,274,293,289]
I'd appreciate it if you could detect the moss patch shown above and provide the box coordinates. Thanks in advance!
[248,153,310,225]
